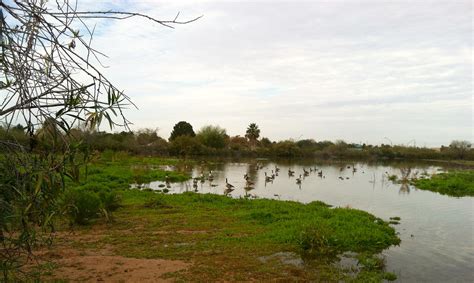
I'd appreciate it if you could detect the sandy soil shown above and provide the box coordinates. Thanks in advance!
[32,231,190,282]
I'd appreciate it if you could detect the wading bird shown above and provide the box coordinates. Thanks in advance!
[225,178,234,189]
[296,175,302,184]
[264,172,273,182]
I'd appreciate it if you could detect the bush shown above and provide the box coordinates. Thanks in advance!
[98,190,122,212]
[298,223,337,259]
[143,195,168,208]
[169,136,203,155]
[229,136,250,151]
[63,189,101,225]
[196,125,228,149]
[62,184,122,225]
[271,140,302,157]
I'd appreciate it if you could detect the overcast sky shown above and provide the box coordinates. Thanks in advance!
[80,0,471,147]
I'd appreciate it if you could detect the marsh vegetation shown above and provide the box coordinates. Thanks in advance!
[0,1,472,282]
[1,121,472,281]
[4,152,471,281]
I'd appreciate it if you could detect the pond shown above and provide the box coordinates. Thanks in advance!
[139,159,474,282]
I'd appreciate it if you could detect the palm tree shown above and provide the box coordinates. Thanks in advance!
[245,123,260,148]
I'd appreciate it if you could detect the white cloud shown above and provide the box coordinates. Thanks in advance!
[79,0,471,146]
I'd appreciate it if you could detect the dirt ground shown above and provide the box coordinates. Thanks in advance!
[30,230,190,282]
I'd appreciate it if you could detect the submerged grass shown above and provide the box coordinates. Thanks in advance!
[413,171,474,197]
[71,153,191,190]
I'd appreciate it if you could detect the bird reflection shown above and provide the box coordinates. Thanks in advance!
[399,183,410,194]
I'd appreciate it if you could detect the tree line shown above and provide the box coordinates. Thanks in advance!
[1,121,472,160]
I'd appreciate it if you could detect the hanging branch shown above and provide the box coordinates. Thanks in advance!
[0,0,201,134]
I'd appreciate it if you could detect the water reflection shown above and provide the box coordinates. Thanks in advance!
[399,183,410,194]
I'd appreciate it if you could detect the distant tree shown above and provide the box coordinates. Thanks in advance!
[13,124,24,131]
[245,123,260,142]
[260,137,272,147]
[229,135,249,151]
[272,140,302,157]
[35,117,65,152]
[296,139,316,149]
[169,121,196,141]
[136,128,160,145]
[169,136,202,156]
[197,125,227,149]
[324,140,349,158]
[449,140,472,159]
[315,140,334,150]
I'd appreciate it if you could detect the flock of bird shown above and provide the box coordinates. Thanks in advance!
[187,164,364,197]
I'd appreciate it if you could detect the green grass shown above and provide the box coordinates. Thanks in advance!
[56,189,400,281]
[122,191,400,254]
[50,154,401,281]
[69,153,191,191]
[413,171,474,197]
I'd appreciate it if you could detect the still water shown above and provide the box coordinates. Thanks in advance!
[141,159,474,282]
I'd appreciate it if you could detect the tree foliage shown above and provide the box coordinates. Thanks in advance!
[197,125,227,149]
[169,121,195,141]
[245,123,260,142]
[169,135,202,156]
[449,140,472,159]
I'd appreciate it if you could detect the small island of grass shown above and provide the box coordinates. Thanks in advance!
[413,171,474,197]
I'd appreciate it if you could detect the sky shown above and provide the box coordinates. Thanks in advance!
[77,0,471,147]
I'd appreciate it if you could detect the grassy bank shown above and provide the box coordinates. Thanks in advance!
[42,191,400,281]
[413,171,474,197]
[20,153,402,281]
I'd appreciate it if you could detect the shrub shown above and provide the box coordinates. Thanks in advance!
[63,189,101,225]
[196,125,228,149]
[298,223,336,259]
[143,195,168,208]
[98,190,122,212]
[271,140,302,157]
[169,136,203,155]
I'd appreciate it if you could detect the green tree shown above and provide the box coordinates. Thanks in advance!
[169,121,196,141]
[449,140,472,159]
[245,123,260,143]
[272,140,302,157]
[260,137,272,147]
[169,136,202,156]
[197,125,227,149]
[296,139,317,149]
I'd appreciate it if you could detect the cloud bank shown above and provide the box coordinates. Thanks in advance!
[83,0,472,146]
